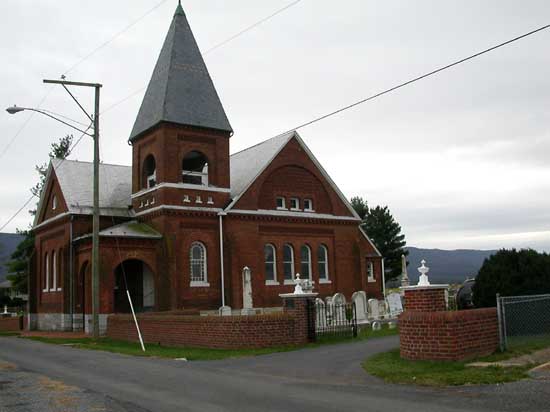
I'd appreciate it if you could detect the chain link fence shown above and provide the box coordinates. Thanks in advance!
[497,293,550,351]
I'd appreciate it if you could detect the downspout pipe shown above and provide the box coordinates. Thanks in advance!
[218,212,227,308]
[381,258,386,298]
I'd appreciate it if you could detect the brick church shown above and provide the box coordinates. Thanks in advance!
[30,2,383,332]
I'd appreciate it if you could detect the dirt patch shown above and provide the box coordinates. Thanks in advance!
[38,376,81,393]
[469,347,550,368]
[0,361,17,370]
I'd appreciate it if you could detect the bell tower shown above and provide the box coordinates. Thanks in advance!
[130,1,233,213]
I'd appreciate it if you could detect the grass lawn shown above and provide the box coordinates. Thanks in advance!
[23,326,398,361]
[363,349,531,386]
[0,332,21,337]
[363,337,550,387]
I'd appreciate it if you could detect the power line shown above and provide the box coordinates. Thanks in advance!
[101,0,304,114]
[0,124,92,232]
[0,0,170,162]
[280,23,550,135]
[0,196,35,233]
[204,0,303,55]
[63,0,171,76]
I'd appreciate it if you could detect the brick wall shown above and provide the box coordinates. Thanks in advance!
[399,308,499,361]
[106,312,304,349]
[404,288,447,312]
[0,317,22,332]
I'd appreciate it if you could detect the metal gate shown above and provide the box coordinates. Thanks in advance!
[497,293,550,351]
[308,300,358,341]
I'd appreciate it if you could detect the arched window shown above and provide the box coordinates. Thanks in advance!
[52,250,57,291]
[52,195,57,210]
[182,151,208,186]
[190,242,208,286]
[318,245,329,282]
[142,155,156,189]
[283,244,294,282]
[43,253,49,292]
[264,244,277,283]
[300,245,312,280]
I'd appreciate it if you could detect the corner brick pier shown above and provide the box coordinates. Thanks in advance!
[399,285,499,361]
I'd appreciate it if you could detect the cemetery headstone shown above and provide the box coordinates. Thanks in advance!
[352,291,368,323]
[387,293,404,318]
[368,298,380,320]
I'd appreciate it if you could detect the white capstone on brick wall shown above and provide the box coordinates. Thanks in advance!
[219,306,232,316]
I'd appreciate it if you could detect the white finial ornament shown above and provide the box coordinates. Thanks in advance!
[417,259,431,286]
[293,273,304,294]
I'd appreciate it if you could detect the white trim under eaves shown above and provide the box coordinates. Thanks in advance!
[132,182,231,199]
[33,212,71,231]
[135,205,224,217]
[359,225,382,257]
[227,209,360,222]
[224,131,361,221]
[33,162,54,227]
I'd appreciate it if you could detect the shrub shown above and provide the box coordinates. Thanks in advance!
[473,249,550,308]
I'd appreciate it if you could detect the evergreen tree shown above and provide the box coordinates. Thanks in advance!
[473,249,550,308]
[7,135,73,294]
[351,199,408,283]
[350,196,368,220]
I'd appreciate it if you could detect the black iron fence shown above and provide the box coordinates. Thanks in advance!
[308,300,357,341]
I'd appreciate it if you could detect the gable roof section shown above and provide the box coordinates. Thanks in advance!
[129,4,232,141]
[227,130,361,220]
[34,159,133,227]
[229,131,294,201]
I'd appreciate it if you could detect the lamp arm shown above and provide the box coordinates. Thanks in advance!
[23,108,94,137]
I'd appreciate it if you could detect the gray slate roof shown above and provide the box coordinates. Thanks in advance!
[229,132,295,199]
[49,158,132,217]
[99,221,162,239]
[129,4,232,141]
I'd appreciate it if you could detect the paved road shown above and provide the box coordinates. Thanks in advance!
[1,336,549,412]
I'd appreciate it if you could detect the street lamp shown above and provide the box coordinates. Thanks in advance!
[6,106,94,136]
[6,79,102,339]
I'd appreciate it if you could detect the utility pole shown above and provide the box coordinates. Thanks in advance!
[43,79,102,339]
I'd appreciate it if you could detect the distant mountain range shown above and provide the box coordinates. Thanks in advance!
[404,247,497,285]
[0,233,25,282]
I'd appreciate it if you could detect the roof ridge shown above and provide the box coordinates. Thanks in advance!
[230,131,295,158]
[52,158,130,169]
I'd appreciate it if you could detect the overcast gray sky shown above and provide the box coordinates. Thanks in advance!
[1,0,549,251]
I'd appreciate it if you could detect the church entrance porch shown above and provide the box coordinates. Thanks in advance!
[114,260,155,314]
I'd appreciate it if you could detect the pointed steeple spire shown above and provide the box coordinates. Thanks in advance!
[129,1,233,142]
[174,0,184,17]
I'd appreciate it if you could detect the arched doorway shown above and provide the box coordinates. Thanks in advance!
[114,260,155,313]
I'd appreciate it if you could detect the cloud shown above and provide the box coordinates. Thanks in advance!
[0,0,549,253]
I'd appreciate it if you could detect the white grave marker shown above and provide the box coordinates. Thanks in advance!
[387,293,404,318]
[352,291,368,323]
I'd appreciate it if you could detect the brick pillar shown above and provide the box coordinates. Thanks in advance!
[402,286,448,312]
[280,293,318,345]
